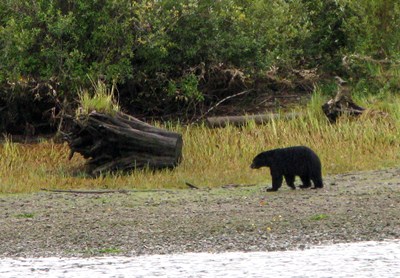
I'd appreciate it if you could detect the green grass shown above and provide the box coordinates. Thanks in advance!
[97,247,122,254]
[15,213,35,219]
[1,90,400,193]
[77,77,120,116]
[310,214,329,221]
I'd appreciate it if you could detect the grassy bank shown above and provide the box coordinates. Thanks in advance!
[1,92,400,194]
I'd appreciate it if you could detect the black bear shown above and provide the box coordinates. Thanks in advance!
[250,146,323,192]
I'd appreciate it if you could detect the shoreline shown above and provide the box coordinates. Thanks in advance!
[0,168,399,258]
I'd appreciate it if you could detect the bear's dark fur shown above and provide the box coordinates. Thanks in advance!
[250,146,323,192]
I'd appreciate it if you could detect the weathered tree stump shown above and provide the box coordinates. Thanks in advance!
[63,111,183,175]
[321,76,365,122]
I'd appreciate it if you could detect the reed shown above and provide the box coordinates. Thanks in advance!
[1,92,400,193]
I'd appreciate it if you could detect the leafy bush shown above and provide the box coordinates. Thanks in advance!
[0,0,135,88]
[0,0,399,131]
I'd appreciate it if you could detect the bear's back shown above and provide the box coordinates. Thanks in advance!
[273,146,321,175]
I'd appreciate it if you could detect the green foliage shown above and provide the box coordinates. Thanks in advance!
[301,0,349,71]
[0,0,399,123]
[168,74,204,102]
[343,0,400,57]
[338,0,400,92]
[0,0,135,87]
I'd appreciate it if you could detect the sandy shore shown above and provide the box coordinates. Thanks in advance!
[0,168,399,257]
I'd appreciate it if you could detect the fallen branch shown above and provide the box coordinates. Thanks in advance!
[206,112,300,128]
[40,188,174,194]
[343,54,399,66]
[185,182,200,189]
[322,77,366,122]
[194,89,254,123]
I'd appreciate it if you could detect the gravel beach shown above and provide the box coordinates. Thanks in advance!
[0,168,399,257]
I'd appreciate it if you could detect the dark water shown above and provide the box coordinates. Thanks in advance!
[1,240,399,278]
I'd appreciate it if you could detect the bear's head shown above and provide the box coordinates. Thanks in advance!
[250,150,275,169]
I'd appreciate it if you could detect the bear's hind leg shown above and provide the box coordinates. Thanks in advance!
[284,175,296,190]
[311,176,324,189]
[299,175,311,189]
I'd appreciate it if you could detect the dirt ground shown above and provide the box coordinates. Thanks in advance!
[0,168,399,258]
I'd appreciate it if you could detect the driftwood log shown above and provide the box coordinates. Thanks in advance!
[321,76,365,122]
[206,112,300,128]
[64,111,183,175]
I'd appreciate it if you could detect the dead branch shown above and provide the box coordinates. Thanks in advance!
[194,89,254,123]
[206,112,300,128]
[185,182,199,189]
[40,188,174,194]
[322,77,366,122]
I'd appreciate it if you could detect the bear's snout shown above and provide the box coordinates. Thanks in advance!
[250,163,257,169]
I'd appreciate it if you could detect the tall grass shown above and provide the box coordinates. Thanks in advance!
[77,78,120,116]
[1,92,400,193]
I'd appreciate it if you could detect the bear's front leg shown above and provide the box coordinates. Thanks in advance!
[267,173,283,192]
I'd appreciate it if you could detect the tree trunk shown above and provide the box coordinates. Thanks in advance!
[63,111,183,175]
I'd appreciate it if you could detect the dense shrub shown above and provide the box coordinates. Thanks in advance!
[0,0,399,132]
